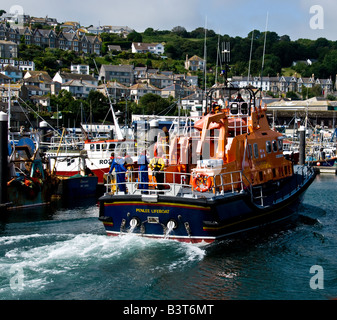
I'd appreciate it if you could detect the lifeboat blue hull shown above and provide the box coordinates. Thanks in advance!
[98,170,316,246]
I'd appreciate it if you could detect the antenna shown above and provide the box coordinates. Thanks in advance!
[203,16,207,94]
[222,42,231,85]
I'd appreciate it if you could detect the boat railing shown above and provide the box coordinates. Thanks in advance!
[209,165,315,206]
[227,114,249,136]
[102,164,315,203]
[213,170,246,194]
[103,171,193,197]
[242,164,315,207]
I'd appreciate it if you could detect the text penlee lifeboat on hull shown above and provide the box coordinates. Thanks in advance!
[98,86,316,246]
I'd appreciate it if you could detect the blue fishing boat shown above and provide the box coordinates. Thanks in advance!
[7,137,59,210]
[98,87,316,245]
[58,174,98,199]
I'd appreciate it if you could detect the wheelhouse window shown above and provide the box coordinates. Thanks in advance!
[253,143,259,159]
[277,140,283,151]
[272,140,278,152]
[240,102,248,115]
[248,144,253,159]
[230,103,239,115]
[266,141,272,153]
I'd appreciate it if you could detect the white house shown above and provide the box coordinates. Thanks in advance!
[185,55,205,71]
[181,92,205,112]
[131,42,165,55]
[61,79,97,98]
[231,76,271,91]
[71,64,90,75]
[129,83,161,103]
[53,71,98,86]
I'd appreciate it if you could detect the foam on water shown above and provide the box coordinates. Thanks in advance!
[0,232,205,299]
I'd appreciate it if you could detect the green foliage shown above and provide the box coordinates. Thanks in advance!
[49,90,113,126]
[17,26,337,81]
[16,25,337,123]
[137,93,172,115]
[127,31,142,42]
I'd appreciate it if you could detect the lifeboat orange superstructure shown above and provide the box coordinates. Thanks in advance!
[190,94,293,193]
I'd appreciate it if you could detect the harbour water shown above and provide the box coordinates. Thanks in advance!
[0,174,336,301]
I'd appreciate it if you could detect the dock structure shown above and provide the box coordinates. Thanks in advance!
[0,111,10,212]
[314,166,337,175]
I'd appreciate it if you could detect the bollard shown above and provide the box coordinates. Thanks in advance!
[299,126,306,166]
[0,111,8,207]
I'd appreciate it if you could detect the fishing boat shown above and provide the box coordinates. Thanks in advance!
[98,86,316,245]
[306,145,337,168]
[45,133,138,184]
[7,136,59,210]
[283,139,299,164]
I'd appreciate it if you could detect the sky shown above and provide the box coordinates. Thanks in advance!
[3,0,337,41]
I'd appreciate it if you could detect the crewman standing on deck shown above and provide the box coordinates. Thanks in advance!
[149,150,165,191]
[109,153,127,193]
[138,149,149,191]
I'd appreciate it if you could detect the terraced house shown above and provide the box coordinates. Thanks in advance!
[231,74,334,96]
[0,23,102,55]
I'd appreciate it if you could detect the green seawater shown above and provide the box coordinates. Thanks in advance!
[0,175,336,300]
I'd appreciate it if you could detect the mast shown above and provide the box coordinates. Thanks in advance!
[261,12,269,92]
[247,30,254,86]
[222,42,231,86]
[8,81,11,133]
[215,32,221,85]
[93,59,124,140]
[203,17,207,114]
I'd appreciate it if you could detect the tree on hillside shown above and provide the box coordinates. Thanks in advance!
[172,26,188,37]
[139,93,170,115]
[127,31,142,43]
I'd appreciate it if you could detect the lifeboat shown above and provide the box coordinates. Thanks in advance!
[98,86,316,246]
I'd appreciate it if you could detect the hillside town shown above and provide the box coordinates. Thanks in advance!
[1,10,337,132]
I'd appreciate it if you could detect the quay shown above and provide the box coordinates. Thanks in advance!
[314,166,337,175]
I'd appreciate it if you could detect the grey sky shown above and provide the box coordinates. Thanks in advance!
[3,0,337,40]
